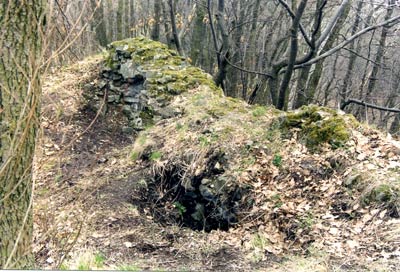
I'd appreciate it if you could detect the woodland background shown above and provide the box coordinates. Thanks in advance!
[49,0,400,133]
[1,0,400,269]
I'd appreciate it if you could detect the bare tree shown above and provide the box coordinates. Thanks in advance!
[0,1,46,268]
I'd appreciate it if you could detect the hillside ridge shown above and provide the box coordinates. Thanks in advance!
[34,37,400,271]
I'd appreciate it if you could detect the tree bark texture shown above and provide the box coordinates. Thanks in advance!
[293,0,324,109]
[116,0,124,40]
[91,0,108,47]
[151,0,161,41]
[341,0,364,100]
[294,0,350,109]
[365,0,394,100]
[190,1,207,66]
[214,0,230,93]
[277,0,308,110]
[168,0,184,56]
[0,1,45,268]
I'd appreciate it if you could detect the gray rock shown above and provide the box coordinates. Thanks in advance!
[112,80,122,87]
[126,74,145,84]
[157,75,174,84]
[344,174,362,188]
[191,203,205,221]
[98,80,108,89]
[153,54,167,60]
[112,73,122,81]
[101,71,111,78]
[144,70,158,78]
[107,95,120,103]
[109,83,120,92]
[130,103,140,111]
[154,106,175,119]
[115,45,126,52]
[97,157,108,164]
[129,118,143,128]
[125,85,143,97]
[122,126,135,134]
[122,105,134,115]
[119,60,137,79]
[123,96,139,104]
[83,83,95,92]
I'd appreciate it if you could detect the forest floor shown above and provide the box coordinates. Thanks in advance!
[33,55,399,271]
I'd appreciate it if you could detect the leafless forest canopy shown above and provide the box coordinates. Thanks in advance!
[50,0,400,133]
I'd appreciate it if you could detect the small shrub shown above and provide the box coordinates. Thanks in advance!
[130,151,139,161]
[198,135,210,147]
[94,252,106,268]
[78,262,91,271]
[271,194,283,208]
[173,201,187,216]
[299,212,315,229]
[282,105,352,149]
[59,262,69,270]
[150,151,162,161]
[362,184,398,206]
[252,106,267,117]
[272,154,283,167]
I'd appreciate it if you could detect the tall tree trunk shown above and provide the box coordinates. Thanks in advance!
[0,1,45,268]
[124,0,131,38]
[354,6,376,120]
[293,0,324,109]
[214,0,230,93]
[129,0,136,37]
[295,0,350,108]
[243,0,261,97]
[365,0,394,100]
[91,0,108,46]
[105,0,114,40]
[341,0,364,101]
[168,0,183,55]
[116,0,124,40]
[162,0,173,47]
[277,0,308,110]
[190,1,206,65]
[229,0,246,98]
[151,0,161,41]
[390,115,400,135]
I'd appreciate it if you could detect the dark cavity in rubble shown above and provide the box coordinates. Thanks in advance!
[137,154,243,232]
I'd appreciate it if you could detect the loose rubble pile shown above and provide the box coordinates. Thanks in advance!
[82,36,399,259]
[83,37,240,231]
[83,37,219,133]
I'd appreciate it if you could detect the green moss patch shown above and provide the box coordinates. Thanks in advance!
[362,184,399,206]
[282,105,357,149]
[106,37,221,101]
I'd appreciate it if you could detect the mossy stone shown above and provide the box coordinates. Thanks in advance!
[282,105,354,149]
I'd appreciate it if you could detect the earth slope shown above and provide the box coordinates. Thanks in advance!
[34,37,399,271]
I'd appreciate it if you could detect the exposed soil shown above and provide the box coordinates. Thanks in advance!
[33,56,400,271]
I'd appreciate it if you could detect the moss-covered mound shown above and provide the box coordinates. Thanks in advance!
[106,37,220,98]
[281,105,359,149]
[83,37,400,257]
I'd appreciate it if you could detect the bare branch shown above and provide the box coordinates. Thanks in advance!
[341,98,400,113]
[276,0,313,47]
[224,56,273,78]
[295,14,400,69]
[316,0,350,47]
